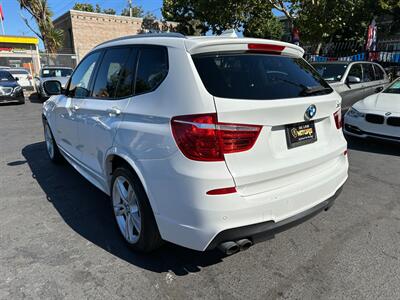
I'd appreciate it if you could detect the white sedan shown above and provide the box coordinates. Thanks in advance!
[344,78,400,142]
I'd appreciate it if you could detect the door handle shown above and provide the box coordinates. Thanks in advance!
[107,107,121,117]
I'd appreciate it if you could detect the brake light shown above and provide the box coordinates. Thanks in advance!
[248,43,285,53]
[334,110,342,129]
[171,113,262,161]
[27,75,32,80]
[207,187,237,195]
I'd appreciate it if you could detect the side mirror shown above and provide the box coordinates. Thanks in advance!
[43,80,62,95]
[375,86,384,93]
[15,77,19,81]
[347,76,361,84]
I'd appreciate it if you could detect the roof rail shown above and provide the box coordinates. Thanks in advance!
[95,32,187,48]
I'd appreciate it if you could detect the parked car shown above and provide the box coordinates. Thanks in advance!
[35,66,73,99]
[8,68,34,91]
[312,61,390,110]
[41,34,348,254]
[0,70,25,104]
[344,77,400,142]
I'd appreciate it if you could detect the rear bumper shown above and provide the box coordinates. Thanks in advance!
[206,186,342,250]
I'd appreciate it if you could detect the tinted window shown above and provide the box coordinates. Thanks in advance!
[68,51,100,98]
[193,53,332,100]
[41,68,72,77]
[0,71,14,81]
[373,64,384,80]
[312,63,348,82]
[363,64,375,82]
[9,70,29,75]
[347,64,363,81]
[383,79,400,94]
[92,48,132,99]
[135,47,168,95]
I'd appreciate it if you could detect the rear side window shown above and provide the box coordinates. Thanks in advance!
[362,64,375,82]
[373,64,385,80]
[92,47,132,99]
[192,53,332,100]
[135,47,168,95]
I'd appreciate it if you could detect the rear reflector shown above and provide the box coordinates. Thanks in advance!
[334,110,342,129]
[171,113,262,161]
[248,43,285,53]
[344,150,348,156]
[207,187,237,195]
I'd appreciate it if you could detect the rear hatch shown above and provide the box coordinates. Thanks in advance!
[190,41,344,196]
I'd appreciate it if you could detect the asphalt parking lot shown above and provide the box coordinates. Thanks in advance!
[1,97,400,299]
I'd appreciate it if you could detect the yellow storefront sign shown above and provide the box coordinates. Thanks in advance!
[0,35,39,45]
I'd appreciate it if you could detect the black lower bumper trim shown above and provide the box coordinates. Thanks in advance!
[345,124,400,141]
[206,186,343,250]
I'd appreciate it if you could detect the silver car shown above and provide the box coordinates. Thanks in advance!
[35,67,73,100]
[312,61,390,110]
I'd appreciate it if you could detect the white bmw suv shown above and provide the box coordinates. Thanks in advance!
[42,33,348,254]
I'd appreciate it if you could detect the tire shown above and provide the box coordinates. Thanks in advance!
[111,167,163,252]
[19,98,25,104]
[43,121,63,163]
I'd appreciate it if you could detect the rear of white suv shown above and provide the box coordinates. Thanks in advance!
[42,35,348,254]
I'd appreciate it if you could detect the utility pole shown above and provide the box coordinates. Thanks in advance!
[128,0,132,17]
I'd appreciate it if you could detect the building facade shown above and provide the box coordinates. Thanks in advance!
[0,35,40,74]
[54,10,177,60]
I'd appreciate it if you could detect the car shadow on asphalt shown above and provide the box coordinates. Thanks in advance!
[22,142,226,276]
[28,92,44,104]
[346,135,400,157]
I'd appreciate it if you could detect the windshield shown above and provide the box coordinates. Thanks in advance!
[9,70,29,75]
[312,63,349,82]
[0,71,15,81]
[383,79,400,94]
[41,68,72,78]
[192,53,332,100]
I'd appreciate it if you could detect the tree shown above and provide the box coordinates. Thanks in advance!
[140,12,160,33]
[121,5,144,17]
[102,8,116,15]
[73,3,115,15]
[162,0,280,36]
[18,0,63,53]
[72,2,95,12]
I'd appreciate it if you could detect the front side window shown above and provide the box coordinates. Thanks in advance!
[313,63,348,82]
[135,47,168,95]
[193,53,332,100]
[92,47,132,99]
[347,64,363,82]
[67,51,100,98]
[0,71,15,81]
[362,64,375,82]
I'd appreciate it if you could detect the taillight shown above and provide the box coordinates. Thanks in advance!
[248,43,285,53]
[27,75,32,80]
[334,110,342,129]
[171,113,262,161]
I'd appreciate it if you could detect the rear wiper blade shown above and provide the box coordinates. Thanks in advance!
[301,86,332,96]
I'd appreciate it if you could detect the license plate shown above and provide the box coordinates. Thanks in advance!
[285,121,317,149]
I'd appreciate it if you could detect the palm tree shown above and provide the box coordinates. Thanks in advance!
[17,0,63,53]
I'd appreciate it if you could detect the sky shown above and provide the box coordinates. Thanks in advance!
[2,0,163,48]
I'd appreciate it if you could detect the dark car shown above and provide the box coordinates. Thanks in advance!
[0,70,25,104]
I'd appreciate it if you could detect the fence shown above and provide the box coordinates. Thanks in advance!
[39,52,80,70]
[303,39,400,67]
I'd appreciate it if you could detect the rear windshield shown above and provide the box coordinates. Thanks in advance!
[192,53,332,100]
[41,68,72,77]
[312,63,349,82]
[9,70,29,75]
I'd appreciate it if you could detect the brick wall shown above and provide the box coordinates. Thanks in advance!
[54,10,178,60]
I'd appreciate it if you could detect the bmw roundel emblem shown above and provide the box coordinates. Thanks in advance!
[305,104,317,120]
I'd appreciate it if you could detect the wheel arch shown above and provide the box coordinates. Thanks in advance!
[105,151,159,214]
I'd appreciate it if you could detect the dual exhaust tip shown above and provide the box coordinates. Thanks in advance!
[217,239,253,255]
